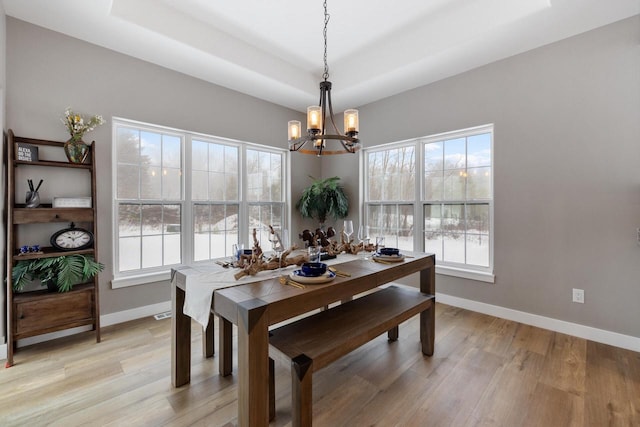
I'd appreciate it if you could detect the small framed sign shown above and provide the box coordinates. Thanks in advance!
[16,143,39,162]
[52,196,92,208]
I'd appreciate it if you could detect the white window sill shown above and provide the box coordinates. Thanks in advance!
[435,265,495,283]
[111,270,172,289]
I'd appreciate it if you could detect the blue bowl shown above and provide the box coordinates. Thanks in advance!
[237,248,254,258]
[379,247,400,256]
[301,262,327,277]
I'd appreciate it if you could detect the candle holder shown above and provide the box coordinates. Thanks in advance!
[25,191,40,208]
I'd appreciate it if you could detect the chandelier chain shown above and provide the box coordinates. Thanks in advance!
[287,0,360,155]
[322,0,330,81]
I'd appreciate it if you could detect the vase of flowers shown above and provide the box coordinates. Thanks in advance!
[61,108,105,163]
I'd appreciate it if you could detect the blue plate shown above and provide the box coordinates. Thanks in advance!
[373,253,405,262]
[291,270,336,284]
[294,269,326,278]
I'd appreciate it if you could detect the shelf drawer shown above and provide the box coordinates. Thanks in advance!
[13,288,95,338]
[13,207,94,224]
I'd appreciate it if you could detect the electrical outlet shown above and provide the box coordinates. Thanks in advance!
[572,288,584,304]
[637,228,640,246]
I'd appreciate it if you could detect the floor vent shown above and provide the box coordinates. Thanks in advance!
[154,311,172,320]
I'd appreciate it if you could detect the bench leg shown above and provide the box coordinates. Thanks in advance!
[420,305,435,356]
[269,357,276,421]
[219,316,233,376]
[387,325,399,341]
[420,261,436,356]
[292,354,313,427]
[203,312,215,358]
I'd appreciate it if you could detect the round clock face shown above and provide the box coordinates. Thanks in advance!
[50,227,94,251]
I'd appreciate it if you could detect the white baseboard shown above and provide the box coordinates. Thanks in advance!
[437,292,640,353]
[100,301,172,327]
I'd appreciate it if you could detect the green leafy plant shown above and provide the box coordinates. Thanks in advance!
[296,176,349,227]
[12,255,104,293]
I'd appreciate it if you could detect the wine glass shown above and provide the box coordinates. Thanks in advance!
[269,228,284,270]
[357,225,370,259]
[232,243,244,265]
[279,229,289,271]
[343,220,354,243]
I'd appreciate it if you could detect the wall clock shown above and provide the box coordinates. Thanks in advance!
[50,222,94,251]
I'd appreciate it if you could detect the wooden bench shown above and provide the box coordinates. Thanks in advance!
[268,284,435,426]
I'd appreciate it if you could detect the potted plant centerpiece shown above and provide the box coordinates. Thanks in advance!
[296,176,349,230]
[12,254,104,293]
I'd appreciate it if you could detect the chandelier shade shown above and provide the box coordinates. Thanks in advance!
[288,1,360,156]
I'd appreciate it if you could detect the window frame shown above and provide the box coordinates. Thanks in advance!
[111,118,288,288]
[363,124,495,283]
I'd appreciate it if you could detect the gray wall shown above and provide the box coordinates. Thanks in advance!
[337,15,640,337]
[4,18,313,318]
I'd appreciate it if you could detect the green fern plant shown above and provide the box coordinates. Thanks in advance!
[296,176,349,227]
[12,255,104,292]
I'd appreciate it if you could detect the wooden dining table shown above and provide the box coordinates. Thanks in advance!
[171,252,435,427]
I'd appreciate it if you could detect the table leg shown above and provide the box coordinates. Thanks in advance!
[171,283,191,387]
[269,357,276,421]
[219,316,233,376]
[203,311,215,358]
[237,298,270,427]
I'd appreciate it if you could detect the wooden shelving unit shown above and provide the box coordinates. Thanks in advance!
[5,130,100,367]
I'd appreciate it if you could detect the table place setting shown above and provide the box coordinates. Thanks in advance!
[289,261,337,284]
[372,247,407,264]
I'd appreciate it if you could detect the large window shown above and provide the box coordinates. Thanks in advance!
[113,119,287,285]
[115,125,183,272]
[364,125,493,280]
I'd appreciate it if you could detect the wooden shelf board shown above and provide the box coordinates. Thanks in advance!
[14,159,93,169]
[12,207,94,224]
[13,247,95,261]
[13,282,95,302]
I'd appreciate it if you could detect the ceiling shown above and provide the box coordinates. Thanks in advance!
[2,0,639,112]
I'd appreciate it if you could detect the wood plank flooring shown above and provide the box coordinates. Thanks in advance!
[1,302,638,426]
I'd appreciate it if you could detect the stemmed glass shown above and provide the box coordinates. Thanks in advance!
[343,220,354,243]
[270,228,288,272]
[279,229,289,271]
[357,225,370,259]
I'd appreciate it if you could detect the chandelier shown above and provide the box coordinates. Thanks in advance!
[288,1,360,156]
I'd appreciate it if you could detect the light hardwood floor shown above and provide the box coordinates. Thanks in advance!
[1,302,638,426]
